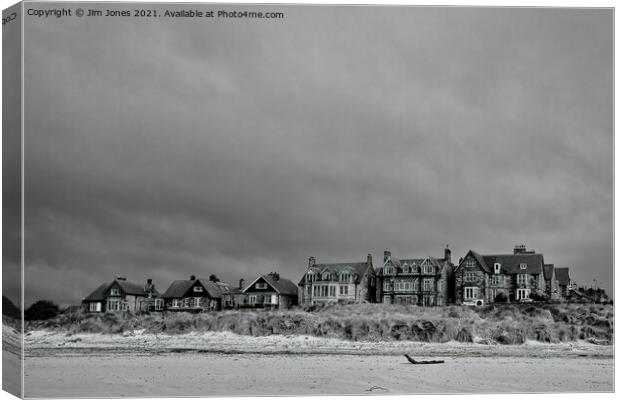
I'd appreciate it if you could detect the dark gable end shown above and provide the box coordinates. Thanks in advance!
[457,250,492,273]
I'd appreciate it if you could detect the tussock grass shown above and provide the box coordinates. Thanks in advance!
[25,303,613,345]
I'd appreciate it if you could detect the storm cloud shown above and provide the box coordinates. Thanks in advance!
[15,6,612,306]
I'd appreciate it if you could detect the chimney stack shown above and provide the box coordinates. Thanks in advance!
[269,272,280,281]
[384,249,391,263]
[145,278,154,295]
[239,278,245,289]
[190,275,196,281]
[444,244,451,263]
[308,256,316,268]
[367,253,373,265]
[116,276,127,281]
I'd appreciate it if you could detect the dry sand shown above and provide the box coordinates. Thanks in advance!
[18,330,614,397]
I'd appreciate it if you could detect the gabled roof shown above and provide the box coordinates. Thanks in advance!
[161,279,223,299]
[378,255,446,275]
[543,264,555,281]
[555,268,571,285]
[481,253,544,275]
[244,275,298,296]
[83,278,159,302]
[459,250,544,275]
[301,261,372,284]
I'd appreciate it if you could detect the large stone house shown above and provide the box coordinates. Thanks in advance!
[376,246,453,306]
[161,276,224,312]
[241,272,299,309]
[298,254,376,305]
[454,245,547,304]
[82,277,162,312]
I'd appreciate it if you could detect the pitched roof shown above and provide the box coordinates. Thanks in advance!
[555,268,571,285]
[481,253,544,275]
[301,261,372,284]
[115,280,158,296]
[261,275,298,296]
[161,279,223,299]
[543,264,555,281]
[83,279,159,302]
[83,283,110,302]
[378,255,446,275]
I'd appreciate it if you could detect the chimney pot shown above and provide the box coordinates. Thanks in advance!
[190,275,196,280]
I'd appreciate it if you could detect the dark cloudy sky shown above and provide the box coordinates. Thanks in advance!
[12,5,612,306]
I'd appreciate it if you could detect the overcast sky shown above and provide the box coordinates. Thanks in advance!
[11,5,612,306]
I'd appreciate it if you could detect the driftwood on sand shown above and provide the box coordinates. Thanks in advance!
[404,354,444,364]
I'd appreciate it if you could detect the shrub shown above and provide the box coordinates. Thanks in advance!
[494,292,508,303]
[25,300,59,321]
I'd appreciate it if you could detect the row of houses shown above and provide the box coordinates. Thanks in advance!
[82,244,598,313]
[82,273,299,313]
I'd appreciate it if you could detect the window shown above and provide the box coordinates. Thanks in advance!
[195,298,202,308]
[154,299,164,311]
[402,264,409,273]
[384,281,391,291]
[520,263,527,270]
[494,263,501,274]
[411,264,418,273]
[413,280,419,291]
[313,286,319,296]
[329,286,336,297]
[423,279,433,291]
[517,274,528,285]
[321,285,328,297]
[256,282,267,289]
[465,259,476,267]
[307,273,314,283]
[107,299,120,311]
[193,286,203,292]
[172,299,181,307]
[340,286,349,295]
[89,302,101,312]
[492,275,502,285]
[323,273,331,281]
[517,288,531,300]
[110,288,120,296]
[385,267,393,275]
[340,273,350,283]
[465,272,476,282]
[464,287,478,300]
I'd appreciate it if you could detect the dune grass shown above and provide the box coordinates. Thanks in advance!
[24,303,613,345]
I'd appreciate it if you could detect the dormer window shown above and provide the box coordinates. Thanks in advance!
[323,273,331,281]
[520,263,527,270]
[494,263,501,274]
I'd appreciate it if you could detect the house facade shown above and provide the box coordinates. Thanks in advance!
[241,272,299,309]
[543,264,561,300]
[376,246,453,306]
[298,254,376,305]
[555,267,573,299]
[161,276,224,312]
[454,245,546,304]
[82,277,162,312]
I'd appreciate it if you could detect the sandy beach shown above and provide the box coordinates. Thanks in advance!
[19,330,614,397]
